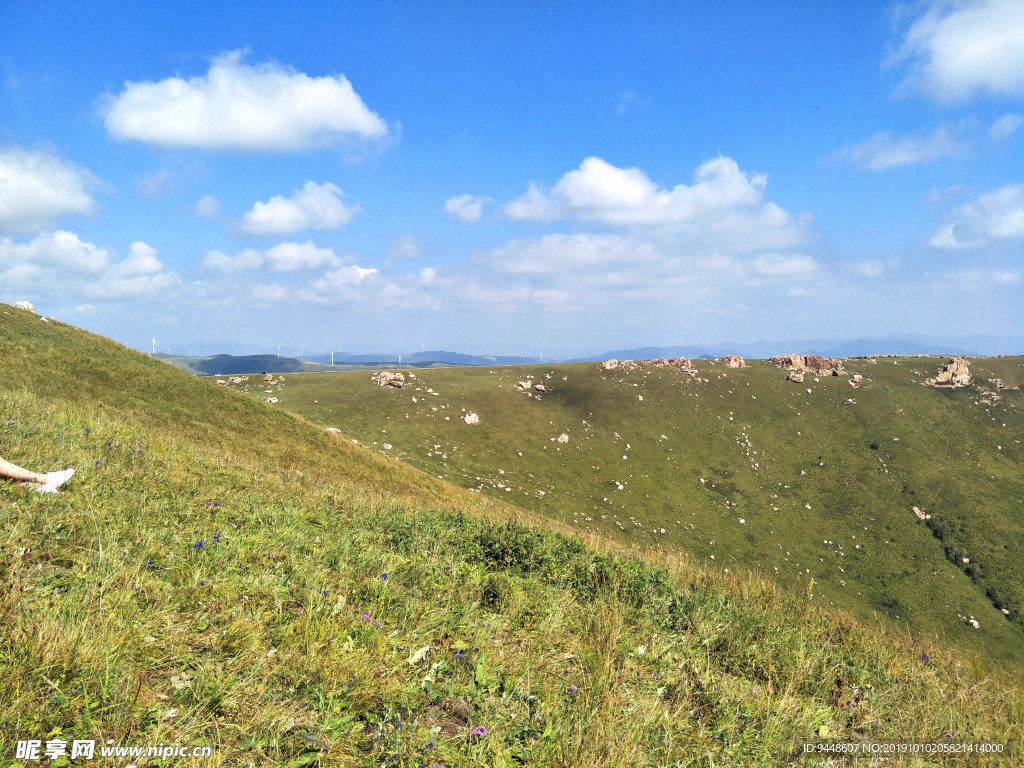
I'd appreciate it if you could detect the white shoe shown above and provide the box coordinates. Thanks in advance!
[36,468,74,493]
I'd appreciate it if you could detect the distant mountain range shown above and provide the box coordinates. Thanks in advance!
[156,336,1022,375]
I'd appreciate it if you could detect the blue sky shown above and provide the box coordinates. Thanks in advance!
[1,1,1022,357]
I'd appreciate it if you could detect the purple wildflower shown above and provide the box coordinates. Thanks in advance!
[380,573,388,581]
[473,726,487,736]
[193,540,205,549]
[569,685,578,694]
[454,653,465,659]
[360,613,372,621]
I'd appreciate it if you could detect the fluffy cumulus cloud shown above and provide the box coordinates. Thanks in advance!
[88,241,180,298]
[100,51,388,152]
[240,181,360,235]
[0,147,96,233]
[443,194,490,222]
[205,241,346,272]
[890,0,1024,103]
[929,183,1024,248]
[502,156,808,250]
[831,126,967,170]
[0,231,178,297]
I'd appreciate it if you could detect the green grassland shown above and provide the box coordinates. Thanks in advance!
[236,357,1024,668]
[1,303,1022,766]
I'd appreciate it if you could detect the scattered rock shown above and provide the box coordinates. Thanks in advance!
[557,433,569,444]
[326,427,342,434]
[534,383,547,392]
[514,379,533,391]
[786,371,805,384]
[912,506,932,521]
[988,378,1019,391]
[464,412,481,425]
[372,371,406,388]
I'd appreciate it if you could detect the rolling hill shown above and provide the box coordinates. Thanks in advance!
[234,356,1024,667]
[1,304,1021,766]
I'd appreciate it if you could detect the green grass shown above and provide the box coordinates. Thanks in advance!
[1,304,1021,766]
[253,357,1024,668]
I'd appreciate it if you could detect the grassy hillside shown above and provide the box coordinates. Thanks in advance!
[238,358,1024,667]
[1,304,1021,766]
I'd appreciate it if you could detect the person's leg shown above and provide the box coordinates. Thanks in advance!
[0,455,48,486]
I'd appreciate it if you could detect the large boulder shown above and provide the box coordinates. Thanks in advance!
[14,301,37,314]
[371,371,406,388]
[925,357,971,387]
[721,355,746,368]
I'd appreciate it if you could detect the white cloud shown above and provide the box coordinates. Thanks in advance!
[851,261,886,278]
[388,233,422,259]
[0,147,96,233]
[989,113,1024,140]
[0,230,109,273]
[204,241,344,272]
[252,283,289,301]
[502,156,808,251]
[750,253,819,277]
[0,231,179,297]
[195,195,220,218]
[240,181,359,235]
[443,194,489,222]
[890,0,1024,103]
[925,184,969,204]
[100,50,389,152]
[948,268,1021,284]
[929,183,1024,248]
[88,241,180,298]
[492,233,661,275]
[615,90,652,115]
[314,265,377,290]
[831,126,966,170]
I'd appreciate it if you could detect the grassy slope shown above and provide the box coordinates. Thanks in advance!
[247,359,1024,667]
[0,304,1020,767]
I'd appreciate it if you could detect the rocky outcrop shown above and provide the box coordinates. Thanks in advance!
[720,355,746,368]
[771,354,846,376]
[924,357,971,387]
[14,301,37,314]
[786,371,805,384]
[514,379,532,391]
[372,371,406,388]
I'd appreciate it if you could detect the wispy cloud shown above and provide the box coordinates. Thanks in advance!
[989,113,1024,140]
[443,194,490,222]
[830,125,967,170]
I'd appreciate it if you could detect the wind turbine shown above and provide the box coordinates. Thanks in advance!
[151,338,157,356]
